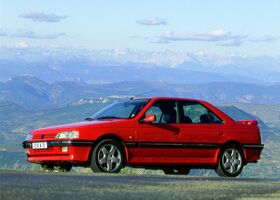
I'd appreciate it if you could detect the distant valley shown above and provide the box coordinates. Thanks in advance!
[1,75,280,110]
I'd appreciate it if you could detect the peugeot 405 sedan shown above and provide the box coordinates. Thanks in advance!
[23,97,264,177]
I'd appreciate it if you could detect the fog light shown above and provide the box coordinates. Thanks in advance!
[61,146,68,152]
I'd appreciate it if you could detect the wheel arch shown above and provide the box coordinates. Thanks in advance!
[221,140,243,150]
[88,133,129,165]
[215,140,244,165]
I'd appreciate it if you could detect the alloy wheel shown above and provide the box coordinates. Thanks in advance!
[97,144,122,172]
[221,148,242,174]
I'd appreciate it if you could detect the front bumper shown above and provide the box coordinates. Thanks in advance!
[22,140,94,164]
[23,140,94,149]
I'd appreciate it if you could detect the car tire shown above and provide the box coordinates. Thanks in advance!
[90,139,124,173]
[216,145,244,177]
[163,167,190,175]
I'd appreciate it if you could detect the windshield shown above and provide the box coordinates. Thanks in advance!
[90,99,149,120]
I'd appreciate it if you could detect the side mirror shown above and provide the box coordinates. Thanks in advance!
[143,114,156,123]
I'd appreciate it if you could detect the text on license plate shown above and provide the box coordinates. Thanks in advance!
[32,142,48,149]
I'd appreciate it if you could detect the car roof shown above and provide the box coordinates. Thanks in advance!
[132,96,202,102]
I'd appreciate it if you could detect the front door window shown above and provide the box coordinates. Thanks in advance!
[144,100,178,124]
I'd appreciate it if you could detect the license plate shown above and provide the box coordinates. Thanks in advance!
[32,142,48,149]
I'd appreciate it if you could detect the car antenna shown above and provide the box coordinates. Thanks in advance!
[131,85,169,99]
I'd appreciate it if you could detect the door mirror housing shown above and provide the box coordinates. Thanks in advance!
[143,114,156,123]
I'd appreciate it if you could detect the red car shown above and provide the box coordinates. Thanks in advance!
[23,97,263,177]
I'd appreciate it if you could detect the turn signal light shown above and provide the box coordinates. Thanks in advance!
[61,146,68,153]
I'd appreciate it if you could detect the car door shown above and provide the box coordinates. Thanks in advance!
[134,100,184,164]
[178,100,225,163]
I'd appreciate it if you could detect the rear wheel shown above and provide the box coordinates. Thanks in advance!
[216,145,244,177]
[90,139,124,173]
[163,167,190,175]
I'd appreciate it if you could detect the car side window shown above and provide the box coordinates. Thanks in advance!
[144,100,178,124]
[179,101,222,124]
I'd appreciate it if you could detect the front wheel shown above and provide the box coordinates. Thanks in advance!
[216,145,244,177]
[90,139,124,173]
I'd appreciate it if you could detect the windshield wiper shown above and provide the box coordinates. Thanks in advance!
[96,116,121,120]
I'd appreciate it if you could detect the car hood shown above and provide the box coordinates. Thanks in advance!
[32,119,126,134]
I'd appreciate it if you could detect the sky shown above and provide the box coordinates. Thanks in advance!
[0,0,280,56]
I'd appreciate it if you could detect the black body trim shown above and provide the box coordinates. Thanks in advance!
[22,140,95,149]
[242,144,264,150]
[124,142,264,150]
[124,142,221,149]
[23,140,264,151]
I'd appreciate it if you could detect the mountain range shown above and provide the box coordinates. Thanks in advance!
[1,75,280,109]
[1,47,280,84]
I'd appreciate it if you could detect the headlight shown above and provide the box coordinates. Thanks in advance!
[55,131,79,139]
[25,133,32,141]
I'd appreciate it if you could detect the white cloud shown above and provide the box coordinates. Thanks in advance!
[208,29,229,37]
[131,28,279,47]
[217,39,243,47]
[250,35,278,43]
[150,37,169,44]
[18,12,67,23]
[137,17,167,26]
[158,29,247,42]
[154,30,279,46]
[16,41,29,48]
[12,30,66,39]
